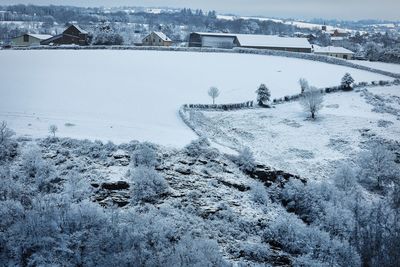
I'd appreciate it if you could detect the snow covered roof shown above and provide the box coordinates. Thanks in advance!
[193,32,311,49]
[70,24,88,34]
[12,33,53,40]
[235,34,311,49]
[314,46,354,54]
[28,34,53,40]
[153,31,172,41]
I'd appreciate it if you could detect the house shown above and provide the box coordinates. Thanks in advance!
[313,45,354,60]
[11,33,53,47]
[41,24,89,46]
[142,32,172,46]
[188,32,312,53]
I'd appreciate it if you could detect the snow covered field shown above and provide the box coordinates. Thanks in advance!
[351,60,400,74]
[195,86,400,179]
[0,50,391,146]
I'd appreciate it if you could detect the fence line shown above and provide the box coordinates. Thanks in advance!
[182,101,254,111]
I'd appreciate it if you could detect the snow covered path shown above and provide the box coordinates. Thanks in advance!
[0,50,392,147]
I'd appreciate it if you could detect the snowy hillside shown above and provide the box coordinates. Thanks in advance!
[186,85,400,180]
[0,50,391,147]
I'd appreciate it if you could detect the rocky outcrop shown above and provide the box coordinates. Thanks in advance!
[246,164,306,187]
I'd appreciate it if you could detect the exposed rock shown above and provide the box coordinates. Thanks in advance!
[101,181,130,190]
[246,164,305,187]
[175,167,192,175]
[218,179,250,192]
[112,149,130,159]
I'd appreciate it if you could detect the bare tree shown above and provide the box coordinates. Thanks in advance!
[48,124,58,137]
[299,78,309,94]
[208,87,220,104]
[300,87,324,119]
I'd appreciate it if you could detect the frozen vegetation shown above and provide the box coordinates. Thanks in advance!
[0,50,391,146]
[0,115,399,266]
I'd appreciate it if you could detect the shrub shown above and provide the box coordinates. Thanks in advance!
[130,167,169,203]
[184,137,212,158]
[131,143,158,168]
[235,147,256,172]
[0,121,17,161]
[251,181,269,205]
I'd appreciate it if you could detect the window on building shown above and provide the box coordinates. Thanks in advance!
[23,35,29,42]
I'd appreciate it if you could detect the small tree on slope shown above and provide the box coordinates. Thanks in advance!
[299,78,309,94]
[208,87,220,104]
[256,84,271,106]
[341,73,355,90]
[300,87,324,119]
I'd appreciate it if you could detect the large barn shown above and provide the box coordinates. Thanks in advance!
[189,32,312,53]
[41,25,89,46]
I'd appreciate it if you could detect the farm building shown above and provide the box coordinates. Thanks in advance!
[11,33,53,47]
[188,32,312,53]
[41,25,89,46]
[313,45,354,60]
[142,32,172,46]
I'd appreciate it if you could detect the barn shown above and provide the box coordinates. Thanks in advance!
[142,32,173,47]
[41,25,89,46]
[189,32,312,53]
[11,33,53,47]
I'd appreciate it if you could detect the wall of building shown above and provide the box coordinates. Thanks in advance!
[241,45,311,53]
[142,32,171,46]
[315,52,353,60]
[11,35,41,47]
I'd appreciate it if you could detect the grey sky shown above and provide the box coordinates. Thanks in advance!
[2,0,399,20]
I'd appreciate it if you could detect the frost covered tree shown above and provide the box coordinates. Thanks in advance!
[236,147,256,172]
[358,144,397,191]
[333,163,358,192]
[0,121,14,145]
[298,78,309,94]
[208,86,220,104]
[255,84,271,106]
[300,86,324,119]
[0,121,16,161]
[48,124,58,137]
[130,166,169,203]
[341,73,355,90]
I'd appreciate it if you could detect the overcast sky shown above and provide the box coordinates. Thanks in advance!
[2,0,399,21]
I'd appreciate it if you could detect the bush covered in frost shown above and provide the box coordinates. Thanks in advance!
[130,167,169,203]
[235,147,256,172]
[131,142,158,168]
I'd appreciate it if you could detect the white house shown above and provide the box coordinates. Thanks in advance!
[313,45,354,60]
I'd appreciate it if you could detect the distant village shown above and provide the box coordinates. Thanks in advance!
[8,24,356,60]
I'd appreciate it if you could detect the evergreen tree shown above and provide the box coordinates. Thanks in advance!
[255,84,271,106]
[341,73,355,90]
